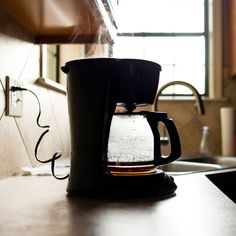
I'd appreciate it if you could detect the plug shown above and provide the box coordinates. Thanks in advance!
[6,76,24,117]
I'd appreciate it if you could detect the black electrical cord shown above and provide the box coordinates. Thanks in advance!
[0,78,6,120]
[11,86,69,180]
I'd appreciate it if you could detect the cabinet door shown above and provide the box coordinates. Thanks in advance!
[228,0,236,78]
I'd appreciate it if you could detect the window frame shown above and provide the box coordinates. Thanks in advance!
[112,0,223,99]
[38,44,66,94]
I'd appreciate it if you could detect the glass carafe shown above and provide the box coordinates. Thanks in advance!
[106,111,181,175]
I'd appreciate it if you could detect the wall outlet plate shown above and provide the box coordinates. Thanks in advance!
[6,76,23,117]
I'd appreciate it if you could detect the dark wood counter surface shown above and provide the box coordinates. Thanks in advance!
[0,170,236,236]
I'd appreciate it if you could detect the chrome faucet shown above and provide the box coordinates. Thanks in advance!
[153,80,205,146]
[153,80,205,115]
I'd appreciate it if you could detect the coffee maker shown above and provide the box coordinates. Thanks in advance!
[61,58,181,198]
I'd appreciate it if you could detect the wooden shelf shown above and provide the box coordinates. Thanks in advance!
[0,0,117,44]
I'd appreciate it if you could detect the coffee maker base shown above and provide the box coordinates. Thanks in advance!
[67,171,177,199]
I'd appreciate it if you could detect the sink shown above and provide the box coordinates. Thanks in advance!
[159,161,221,175]
[179,156,236,167]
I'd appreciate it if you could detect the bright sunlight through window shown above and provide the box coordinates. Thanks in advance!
[112,0,208,96]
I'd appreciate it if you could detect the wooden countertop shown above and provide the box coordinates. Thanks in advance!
[0,170,236,236]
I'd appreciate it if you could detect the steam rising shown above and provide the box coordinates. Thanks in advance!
[67,0,113,58]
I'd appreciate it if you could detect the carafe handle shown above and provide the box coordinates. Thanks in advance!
[145,111,181,166]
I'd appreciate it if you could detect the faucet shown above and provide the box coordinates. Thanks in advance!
[153,80,205,146]
[153,80,205,115]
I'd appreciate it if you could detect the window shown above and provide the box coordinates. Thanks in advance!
[39,43,110,90]
[112,0,210,96]
[46,45,60,83]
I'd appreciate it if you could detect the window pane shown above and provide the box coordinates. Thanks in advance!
[113,36,205,94]
[118,0,205,33]
[47,45,58,82]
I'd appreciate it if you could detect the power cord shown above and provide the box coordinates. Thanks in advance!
[0,78,6,120]
[12,86,69,180]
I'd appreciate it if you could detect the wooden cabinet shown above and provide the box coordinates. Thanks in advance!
[0,0,117,44]
[228,0,236,78]
[224,0,236,78]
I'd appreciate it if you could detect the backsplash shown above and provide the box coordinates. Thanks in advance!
[157,100,227,157]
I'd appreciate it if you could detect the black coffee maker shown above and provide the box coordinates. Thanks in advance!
[61,58,181,198]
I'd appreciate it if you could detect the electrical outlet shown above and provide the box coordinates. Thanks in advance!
[6,76,23,117]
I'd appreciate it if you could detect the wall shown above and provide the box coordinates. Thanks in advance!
[157,100,230,157]
[0,10,70,178]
